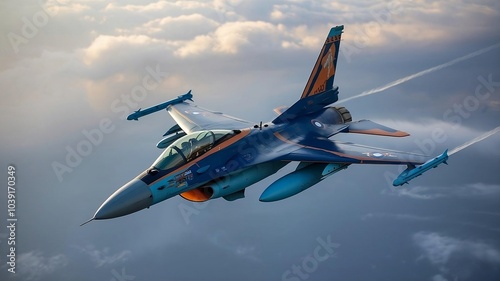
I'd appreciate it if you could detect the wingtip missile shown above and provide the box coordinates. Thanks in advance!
[126,91,193,121]
[393,149,449,187]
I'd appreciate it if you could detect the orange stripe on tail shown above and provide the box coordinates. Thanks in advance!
[301,25,343,99]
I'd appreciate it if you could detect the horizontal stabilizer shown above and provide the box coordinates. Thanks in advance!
[345,120,409,137]
[273,87,339,124]
[327,124,350,137]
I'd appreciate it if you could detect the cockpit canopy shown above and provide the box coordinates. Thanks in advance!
[152,130,235,170]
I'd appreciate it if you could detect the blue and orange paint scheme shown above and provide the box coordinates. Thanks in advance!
[82,25,448,224]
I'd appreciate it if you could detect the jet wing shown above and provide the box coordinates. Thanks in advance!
[274,135,426,165]
[168,102,254,133]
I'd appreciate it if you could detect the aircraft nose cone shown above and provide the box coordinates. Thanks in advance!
[94,179,152,220]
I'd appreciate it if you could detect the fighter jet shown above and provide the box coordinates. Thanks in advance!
[82,25,448,225]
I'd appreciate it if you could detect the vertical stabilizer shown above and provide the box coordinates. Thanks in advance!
[273,26,344,124]
[301,25,343,99]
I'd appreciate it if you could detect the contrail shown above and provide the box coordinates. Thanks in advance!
[449,126,500,156]
[338,43,500,104]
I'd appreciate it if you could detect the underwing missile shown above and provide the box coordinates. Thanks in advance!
[393,149,449,186]
[127,91,193,121]
[259,162,349,202]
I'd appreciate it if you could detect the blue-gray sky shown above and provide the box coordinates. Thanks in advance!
[1,1,499,281]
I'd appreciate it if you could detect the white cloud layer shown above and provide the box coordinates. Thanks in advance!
[393,183,500,200]
[16,251,68,281]
[74,245,132,267]
[413,231,500,266]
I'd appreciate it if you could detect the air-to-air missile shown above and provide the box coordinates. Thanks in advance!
[127,91,193,121]
[393,149,449,187]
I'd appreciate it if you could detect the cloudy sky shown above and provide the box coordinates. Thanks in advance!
[1,0,500,280]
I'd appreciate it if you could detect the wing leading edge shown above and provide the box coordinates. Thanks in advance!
[168,102,254,133]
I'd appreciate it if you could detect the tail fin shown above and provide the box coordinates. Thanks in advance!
[301,25,343,99]
[272,26,343,124]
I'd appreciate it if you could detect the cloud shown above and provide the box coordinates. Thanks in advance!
[413,231,500,266]
[463,183,500,196]
[414,232,461,265]
[361,212,437,221]
[393,183,500,200]
[268,0,500,50]
[43,0,91,15]
[74,245,132,267]
[82,34,170,66]
[175,21,284,56]
[393,186,447,200]
[15,251,68,281]
[281,25,326,49]
[432,274,449,281]
[413,231,500,281]
[134,14,220,40]
[208,230,261,262]
[103,0,241,24]
[104,1,174,13]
